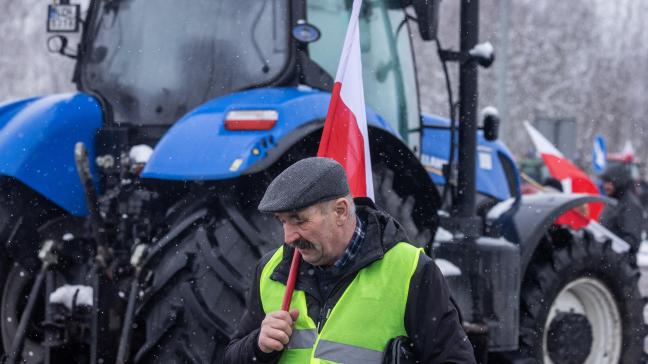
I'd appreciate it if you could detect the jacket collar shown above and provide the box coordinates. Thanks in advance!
[270,198,410,292]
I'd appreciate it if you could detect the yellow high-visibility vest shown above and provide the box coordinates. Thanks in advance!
[259,242,421,363]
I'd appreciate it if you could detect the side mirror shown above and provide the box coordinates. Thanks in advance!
[412,0,440,41]
[47,35,68,54]
[47,35,76,59]
[481,106,500,141]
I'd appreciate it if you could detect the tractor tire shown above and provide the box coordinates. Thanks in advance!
[132,193,280,363]
[0,199,13,358]
[0,186,52,362]
[0,214,91,364]
[517,228,647,363]
[1,262,47,364]
[133,163,435,363]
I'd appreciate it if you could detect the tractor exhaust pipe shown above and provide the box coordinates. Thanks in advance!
[452,0,490,359]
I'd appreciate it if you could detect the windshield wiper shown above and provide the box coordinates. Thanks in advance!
[251,1,271,74]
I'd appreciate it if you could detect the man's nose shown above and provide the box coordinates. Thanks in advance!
[283,224,300,244]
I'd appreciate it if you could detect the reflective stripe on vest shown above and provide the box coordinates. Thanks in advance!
[314,340,384,363]
[287,329,317,349]
[259,242,421,364]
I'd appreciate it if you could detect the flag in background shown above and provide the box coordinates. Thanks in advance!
[317,0,374,200]
[524,122,603,228]
[621,140,635,162]
[592,134,607,174]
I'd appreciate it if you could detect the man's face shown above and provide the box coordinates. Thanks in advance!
[603,180,615,196]
[275,203,338,266]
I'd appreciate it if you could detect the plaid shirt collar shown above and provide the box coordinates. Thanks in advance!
[333,215,365,269]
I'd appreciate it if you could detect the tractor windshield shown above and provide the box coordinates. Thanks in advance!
[308,0,420,146]
[79,0,290,125]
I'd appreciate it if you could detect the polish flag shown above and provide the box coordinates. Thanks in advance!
[317,0,374,200]
[524,122,603,228]
[283,0,372,312]
[621,140,635,162]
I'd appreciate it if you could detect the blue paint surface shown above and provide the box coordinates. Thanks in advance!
[420,114,519,200]
[0,93,103,215]
[142,87,394,180]
[0,87,519,216]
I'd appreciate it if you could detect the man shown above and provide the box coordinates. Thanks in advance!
[599,163,644,254]
[223,157,475,363]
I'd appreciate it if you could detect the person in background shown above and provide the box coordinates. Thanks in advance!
[542,177,563,192]
[599,164,644,255]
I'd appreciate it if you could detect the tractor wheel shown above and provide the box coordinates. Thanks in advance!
[517,228,646,363]
[131,191,280,363]
[133,163,436,363]
[1,263,47,364]
[0,214,92,364]
[0,200,12,359]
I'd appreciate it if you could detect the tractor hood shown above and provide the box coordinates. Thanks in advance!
[141,87,393,180]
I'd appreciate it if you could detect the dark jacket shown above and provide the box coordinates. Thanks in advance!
[599,164,644,252]
[223,199,475,363]
[599,191,643,251]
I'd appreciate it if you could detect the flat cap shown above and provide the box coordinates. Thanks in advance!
[258,157,350,213]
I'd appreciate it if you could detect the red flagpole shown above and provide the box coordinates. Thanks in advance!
[281,249,301,311]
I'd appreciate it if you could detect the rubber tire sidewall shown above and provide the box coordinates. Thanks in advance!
[518,230,646,363]
[1,263,43,363]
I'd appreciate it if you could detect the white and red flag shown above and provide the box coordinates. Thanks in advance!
[317,0,374,200]
[283,0,372,311]
[622,140,636,161]
[524,122,603,228]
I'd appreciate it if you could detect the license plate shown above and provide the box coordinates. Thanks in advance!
[47,4,80,32]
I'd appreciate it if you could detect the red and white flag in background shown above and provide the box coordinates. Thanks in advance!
[524,122,603,228]
[317,0,374,200]
[621,140,635,161]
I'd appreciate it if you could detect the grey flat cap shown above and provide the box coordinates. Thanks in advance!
[258,157,350,213]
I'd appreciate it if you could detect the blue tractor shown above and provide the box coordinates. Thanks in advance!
[0,0,644,363]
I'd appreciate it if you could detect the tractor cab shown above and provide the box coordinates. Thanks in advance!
[49,0,428,149]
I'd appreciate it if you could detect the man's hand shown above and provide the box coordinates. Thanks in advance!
[257,309,300,353]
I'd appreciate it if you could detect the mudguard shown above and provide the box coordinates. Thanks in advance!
[0,93,103,216]
[420,114,520,201]
[487,193,615,270]
[141,87,395,180]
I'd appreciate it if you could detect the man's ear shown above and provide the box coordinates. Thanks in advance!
[333,198,349,224]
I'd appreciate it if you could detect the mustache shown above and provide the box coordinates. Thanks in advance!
[291,239,314,250]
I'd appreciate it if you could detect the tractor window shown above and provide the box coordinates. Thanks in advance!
[307,0,420,148]
[80,0,290,126]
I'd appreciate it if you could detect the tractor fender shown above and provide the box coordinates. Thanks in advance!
[141,87,396,180]
[0,96,42,130]
[0,93,103,216]
[487,193,615,271]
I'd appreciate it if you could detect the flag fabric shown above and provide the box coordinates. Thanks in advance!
[622,140,635,162]
[524,122,603,228]
[317,0,374,200]
[591,134,607,174]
